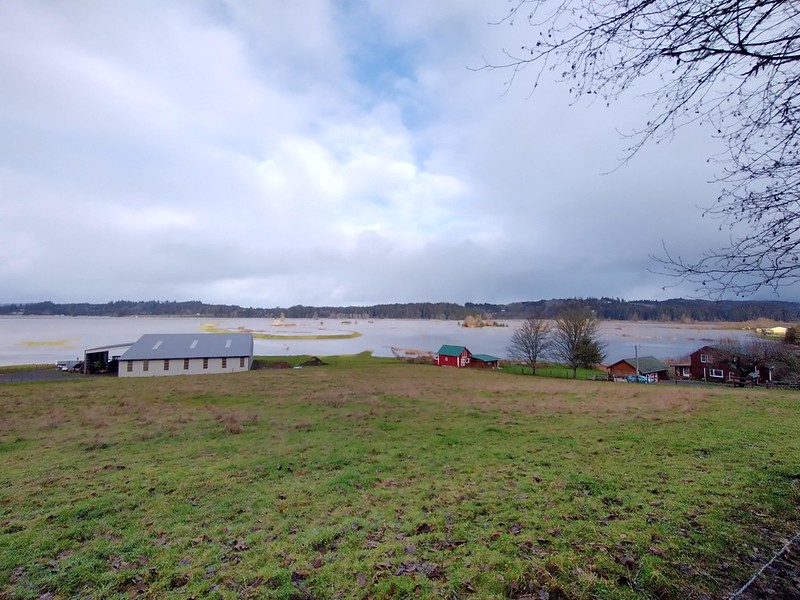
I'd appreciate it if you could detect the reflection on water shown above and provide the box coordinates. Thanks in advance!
[0,316,756,366]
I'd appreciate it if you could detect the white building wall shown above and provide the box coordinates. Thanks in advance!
[118,356,251,378]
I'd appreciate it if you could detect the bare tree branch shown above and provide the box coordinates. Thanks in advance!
[508,318,552,374]
[482,0,800,296]
[551,308,606,377]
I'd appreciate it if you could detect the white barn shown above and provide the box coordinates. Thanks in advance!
[119,333,253,378]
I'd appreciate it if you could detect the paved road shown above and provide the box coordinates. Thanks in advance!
[0,368,85,384]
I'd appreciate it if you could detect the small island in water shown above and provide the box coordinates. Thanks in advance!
[460,315,507,328]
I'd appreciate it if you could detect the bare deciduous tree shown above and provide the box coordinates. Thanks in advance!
[508,318,551,374]
[484,0,800,296]
[715,336,800,382]
[551,308,606,377]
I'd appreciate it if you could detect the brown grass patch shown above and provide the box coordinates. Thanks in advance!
[205,405,259,434]
[39,407,69,430]
[224,413,243,434]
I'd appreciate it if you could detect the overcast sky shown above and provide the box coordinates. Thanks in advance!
[0,1,773,307]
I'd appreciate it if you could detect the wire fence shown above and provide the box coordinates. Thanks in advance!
[728,530,800,599]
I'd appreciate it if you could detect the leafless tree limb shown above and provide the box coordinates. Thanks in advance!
[482,0,800,296]
[508,317,552,373]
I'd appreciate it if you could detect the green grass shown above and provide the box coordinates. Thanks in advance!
[0,364,55,373]
[1,356,799,599]
[501,363,607,379]
[257,351,398,369]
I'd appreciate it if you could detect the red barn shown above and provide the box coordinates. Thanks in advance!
[434,345,472,367]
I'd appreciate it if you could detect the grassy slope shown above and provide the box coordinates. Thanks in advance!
[1,357,799,599]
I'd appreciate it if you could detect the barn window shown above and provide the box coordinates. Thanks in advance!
[700,354,710,363]
[222,358,227,369]
[710,369,724,378]
[681,367,690,377]
[240,357,245,368]
[203,358,208,369]
[143,360,149,372]
[126,361,132,373]
[164,359,169,371]
[184,358,189,370]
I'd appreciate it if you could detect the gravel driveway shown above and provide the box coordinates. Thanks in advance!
[0,368,85,384]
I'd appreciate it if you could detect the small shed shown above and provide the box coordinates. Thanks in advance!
[470,354,500,369]
[434,345,472,367]
[83,342,135,374]
[606,356,670,382]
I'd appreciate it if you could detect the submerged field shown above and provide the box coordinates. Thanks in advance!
[1,356,799,599]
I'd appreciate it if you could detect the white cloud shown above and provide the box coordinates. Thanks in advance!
[0,0,783,306]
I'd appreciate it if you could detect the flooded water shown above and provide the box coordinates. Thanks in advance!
[0,315,756,366]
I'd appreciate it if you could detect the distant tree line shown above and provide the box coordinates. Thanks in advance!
[3,297,800,322]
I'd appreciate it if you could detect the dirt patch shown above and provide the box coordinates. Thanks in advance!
[299,357,326,367]
[251,360,292,370]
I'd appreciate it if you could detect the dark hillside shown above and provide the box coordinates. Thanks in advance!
[2,297,800,322]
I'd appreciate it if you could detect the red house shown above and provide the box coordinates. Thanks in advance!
[688,345,772,385]
[434,345,472,367]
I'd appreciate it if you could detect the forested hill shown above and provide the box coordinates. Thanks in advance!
[3,298,800,322]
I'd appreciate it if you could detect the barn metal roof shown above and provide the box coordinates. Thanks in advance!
[436,345,469,356]
[472,354,500,362]
[120,333,253,360]
[85,342,135,353]
[611,356,669,374]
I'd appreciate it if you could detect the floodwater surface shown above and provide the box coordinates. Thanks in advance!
[0,316,756,366]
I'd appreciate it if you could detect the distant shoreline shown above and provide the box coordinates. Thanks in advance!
[3,298,800,323]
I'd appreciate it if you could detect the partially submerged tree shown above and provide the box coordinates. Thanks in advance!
[508,317,551,374]
[551,308,606,378]
[485,1,800,296]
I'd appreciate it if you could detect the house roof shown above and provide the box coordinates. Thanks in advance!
[472,354,500,362]
[609,356,670,374]
[690,345,718,355]
[436,345,469,357]
[85,342,135,353]
[120,333,253,361]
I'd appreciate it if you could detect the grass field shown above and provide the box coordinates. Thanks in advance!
[1,356,799,599]
[498,364,607,380]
